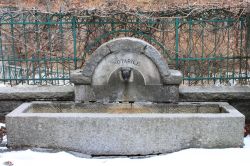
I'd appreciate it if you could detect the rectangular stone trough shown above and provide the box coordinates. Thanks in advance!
[6,102,244,155]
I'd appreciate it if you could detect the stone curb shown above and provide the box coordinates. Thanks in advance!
[0,86,249,101]
[0,86,74,101]
[179,86,250,101]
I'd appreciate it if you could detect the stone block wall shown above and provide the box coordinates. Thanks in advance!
[0,85,249,120]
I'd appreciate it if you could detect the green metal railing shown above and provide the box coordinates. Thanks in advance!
[0,11,249,85]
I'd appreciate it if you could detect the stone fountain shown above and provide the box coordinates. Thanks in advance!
[6,37,245,156]
[71,37,182,103]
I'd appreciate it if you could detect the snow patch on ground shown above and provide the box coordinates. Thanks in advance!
[244,135,250,148]
[0,84,10,87]
[0,123,5,128]
[0,136,249,166]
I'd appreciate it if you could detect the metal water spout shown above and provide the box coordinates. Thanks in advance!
[121,67,132,82]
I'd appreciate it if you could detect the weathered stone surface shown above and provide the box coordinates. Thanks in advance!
[70,69,91,85]
[163,69,183,85]
[72,37,182,102]
[0,86,249,116]
[144,44,170,78]
[0,86,74,101]
[82,45,111,79]
[92,51,161,85]
[78,37,181,86]
[75,85,179,103]
[75,85,96,103]
[1,86,248,102]
[0,101,23,116]
[230,100,250,121]
[6,102,245,155]
[106,37,146,53]
[179,86,250,101]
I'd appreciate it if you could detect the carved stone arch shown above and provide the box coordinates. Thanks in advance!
[75,37,181,85]
[70,37,182,102]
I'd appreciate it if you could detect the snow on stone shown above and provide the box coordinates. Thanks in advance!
[0,123,5,128]
[244,135,250,148]
[0,136,249,166]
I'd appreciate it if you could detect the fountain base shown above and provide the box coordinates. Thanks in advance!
[6,101,244,155]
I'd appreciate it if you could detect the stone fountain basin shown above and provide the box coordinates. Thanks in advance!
[6,101,244,156]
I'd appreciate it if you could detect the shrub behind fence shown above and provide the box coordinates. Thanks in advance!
[0,10,249,85]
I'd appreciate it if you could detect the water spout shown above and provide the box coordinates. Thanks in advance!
[121,67,132,82]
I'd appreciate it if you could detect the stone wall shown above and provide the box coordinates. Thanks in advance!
[0,85,249,120]
[179,86,250,121]
[0,86,74,117]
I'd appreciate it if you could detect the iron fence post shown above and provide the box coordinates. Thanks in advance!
[72,16,77,70]
[175,18,179,69]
